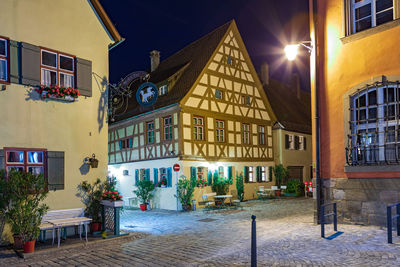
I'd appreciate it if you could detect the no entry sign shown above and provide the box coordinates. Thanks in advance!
[173,164,180,172]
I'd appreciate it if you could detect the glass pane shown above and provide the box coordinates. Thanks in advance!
[7,151,24,163]
[0,39,5,56]
[376,0,393,13]
[368,107,377,122]
[376,9,393,25]
[368,90,376,105]
[358,95,366,107]
[60,73,74,87]
[7,166,24,172]
[384,105,396,120]
[59,55,73,71]
[386,126,395,142]
[41,69,57,86]
[384,87,395,102]
[28,151,43,163]
[355,4,371,20]
[359,109,367,121]
[0,59,6,81]
[356,17,372,32]
[42,51,57,67]
[28,167,44,175]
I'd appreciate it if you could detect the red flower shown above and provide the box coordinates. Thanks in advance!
[113,198,116,201]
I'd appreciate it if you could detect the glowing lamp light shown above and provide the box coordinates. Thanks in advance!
[284,44,299,61]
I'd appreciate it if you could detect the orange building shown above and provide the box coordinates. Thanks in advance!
[310,0,400,225]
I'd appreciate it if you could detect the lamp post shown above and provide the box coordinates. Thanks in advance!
[284,12,322,223]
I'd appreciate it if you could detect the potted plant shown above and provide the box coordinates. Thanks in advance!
[77,178,105,232]
[156,177,167,188]
[284,179,302,197]
[273,164,289,197]
[133,180,155,211]
[236,173,244,202]
[174,175,195,211]
[0,169,49,253]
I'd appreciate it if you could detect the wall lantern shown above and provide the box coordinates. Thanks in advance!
[86,153,99,168]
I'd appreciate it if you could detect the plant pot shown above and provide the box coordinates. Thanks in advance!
[101,200,123,208]
[91,222,101,233]
[140,204,147,211]
[284,192,297,197]
[275,190,281,197]
[23,240,35,253]
[13,235,24,250]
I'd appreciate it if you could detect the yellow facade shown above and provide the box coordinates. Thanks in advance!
[0,0,116,210]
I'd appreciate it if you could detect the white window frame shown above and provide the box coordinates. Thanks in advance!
[258,126,266,145]
[40,49,75,87]
[216,120,225,142]
[352,0,394,33]
[193,116,204,141]
[249,166,254,182]
[159,85,168,96]
[261,166,266,181]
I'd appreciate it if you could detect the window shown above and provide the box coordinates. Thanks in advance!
[140,169,146,180]
[285,134,295,150]
[261,166,266,182]
[249,166,254,182]
[119,138,133,150]
[218,166,224,177]
[215,89,223,100]
[242,95,251,105]
[243,123,250,144]
[160,167,167,181]
[227,56,232,65]
[4,148,46,175]
[197,167,204,180]
[163,116,173,141]
[159,85,168,96]
[41,49,75,87]
[193,116,204,140]
[352,0,394,33]
[0,37,8,82]
[147,121,154,144]
[346,82,400,165]
[216,120,225,142]
[299,136,305,150]
[258,126,266,145]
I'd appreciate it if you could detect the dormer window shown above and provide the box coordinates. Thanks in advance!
[215,89,223,100]
[159,85,168,96]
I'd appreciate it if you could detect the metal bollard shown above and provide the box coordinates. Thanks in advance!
[251,215,257,267]
[387,206,392,244]
[192,200,196,211]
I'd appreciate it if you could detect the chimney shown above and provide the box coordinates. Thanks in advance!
[290,73,301,100]
[260,62,269,86]
[150,50,160,72]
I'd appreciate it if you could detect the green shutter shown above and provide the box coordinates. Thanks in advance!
[145,169,150,181]
[285,135,289,149]
[304,137,307,150]
[228,166,233,184]
[190,167,196,180]
[154,168,158,185]
[9,40,20,84]
[47,151,65,190]
[256,166,261,182]
[119,140,123,150]
[167,167,172,187]
[295,136,300,150]
[269,167,273,182]
[207,170,212,185]
[244,166,249,183]
[135,169,139,185]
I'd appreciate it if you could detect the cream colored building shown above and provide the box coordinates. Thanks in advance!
[108,20,277,210]
[0,0,122,213]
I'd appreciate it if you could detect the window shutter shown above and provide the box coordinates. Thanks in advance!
[304,137,307,150]
[167,167,172,187]
[285,134,289,149]
[295,136,300,150]
[128,138,133,148]
[47,151,65,190]
[76,58,92,97]
[256,166,260,182]
[228,166,233,180]
[135,169,139,185]
[154,168,158,185]
[269,166,273,182]
[190,167,196,180]
[207,169,212,185]
[0,149,4,170]
[9,40,20,84]
[344,0,353,36]
[145,168,150,181]
[244,166,249,183]
[21,42,40,86]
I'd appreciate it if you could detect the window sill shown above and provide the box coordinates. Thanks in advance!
[345,165,400,173]
[0,80,10,85]
[341,19,400,44]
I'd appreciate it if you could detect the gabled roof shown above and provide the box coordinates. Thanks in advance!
[263,79,311,134]
[113,20,232,122]
[89,0,124,49]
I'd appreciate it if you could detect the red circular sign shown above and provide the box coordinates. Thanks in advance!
[173,164,180,172]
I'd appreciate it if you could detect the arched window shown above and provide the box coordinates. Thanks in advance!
[347,81,400,165]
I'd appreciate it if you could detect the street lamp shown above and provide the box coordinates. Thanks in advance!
[284,39,322,224]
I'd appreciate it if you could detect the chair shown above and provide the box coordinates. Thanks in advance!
[255,186,267,200]
[200,192,216,209]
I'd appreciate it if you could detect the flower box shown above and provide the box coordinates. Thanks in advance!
[36,85,80,102]
[100,200,123,208]
[161,185,166,188]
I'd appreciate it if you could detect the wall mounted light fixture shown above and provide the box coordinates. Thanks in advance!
[85,153,99,168]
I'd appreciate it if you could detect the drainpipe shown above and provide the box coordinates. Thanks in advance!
[312,0,322,223]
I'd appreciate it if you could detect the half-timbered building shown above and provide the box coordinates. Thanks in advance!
[108,20,276,210]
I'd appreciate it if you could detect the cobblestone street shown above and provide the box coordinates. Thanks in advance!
[1,198,400,266]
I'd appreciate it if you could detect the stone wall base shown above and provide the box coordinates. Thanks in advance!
[319,177,400,226]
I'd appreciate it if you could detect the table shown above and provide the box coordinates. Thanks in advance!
[47,217,92,247]
[214,195,233,208]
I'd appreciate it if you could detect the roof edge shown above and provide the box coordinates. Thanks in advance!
[88,0,123,48]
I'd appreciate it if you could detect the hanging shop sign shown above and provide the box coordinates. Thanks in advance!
[136,82,158,107]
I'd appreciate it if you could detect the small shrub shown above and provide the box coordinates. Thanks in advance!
[133,180,155,204]
[211,175,229,195]
[175,176,195,211]
[236,173,244,201]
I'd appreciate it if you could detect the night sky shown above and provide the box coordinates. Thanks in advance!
[100,0,310,91]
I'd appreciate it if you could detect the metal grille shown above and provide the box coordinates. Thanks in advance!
[104,206,115,232]
[346,80,400,165]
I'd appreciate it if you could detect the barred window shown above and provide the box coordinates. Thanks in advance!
[346,82,400,165]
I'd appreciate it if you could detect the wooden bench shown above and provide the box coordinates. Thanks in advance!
[40,208,91,247]
[199,192,217,209]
